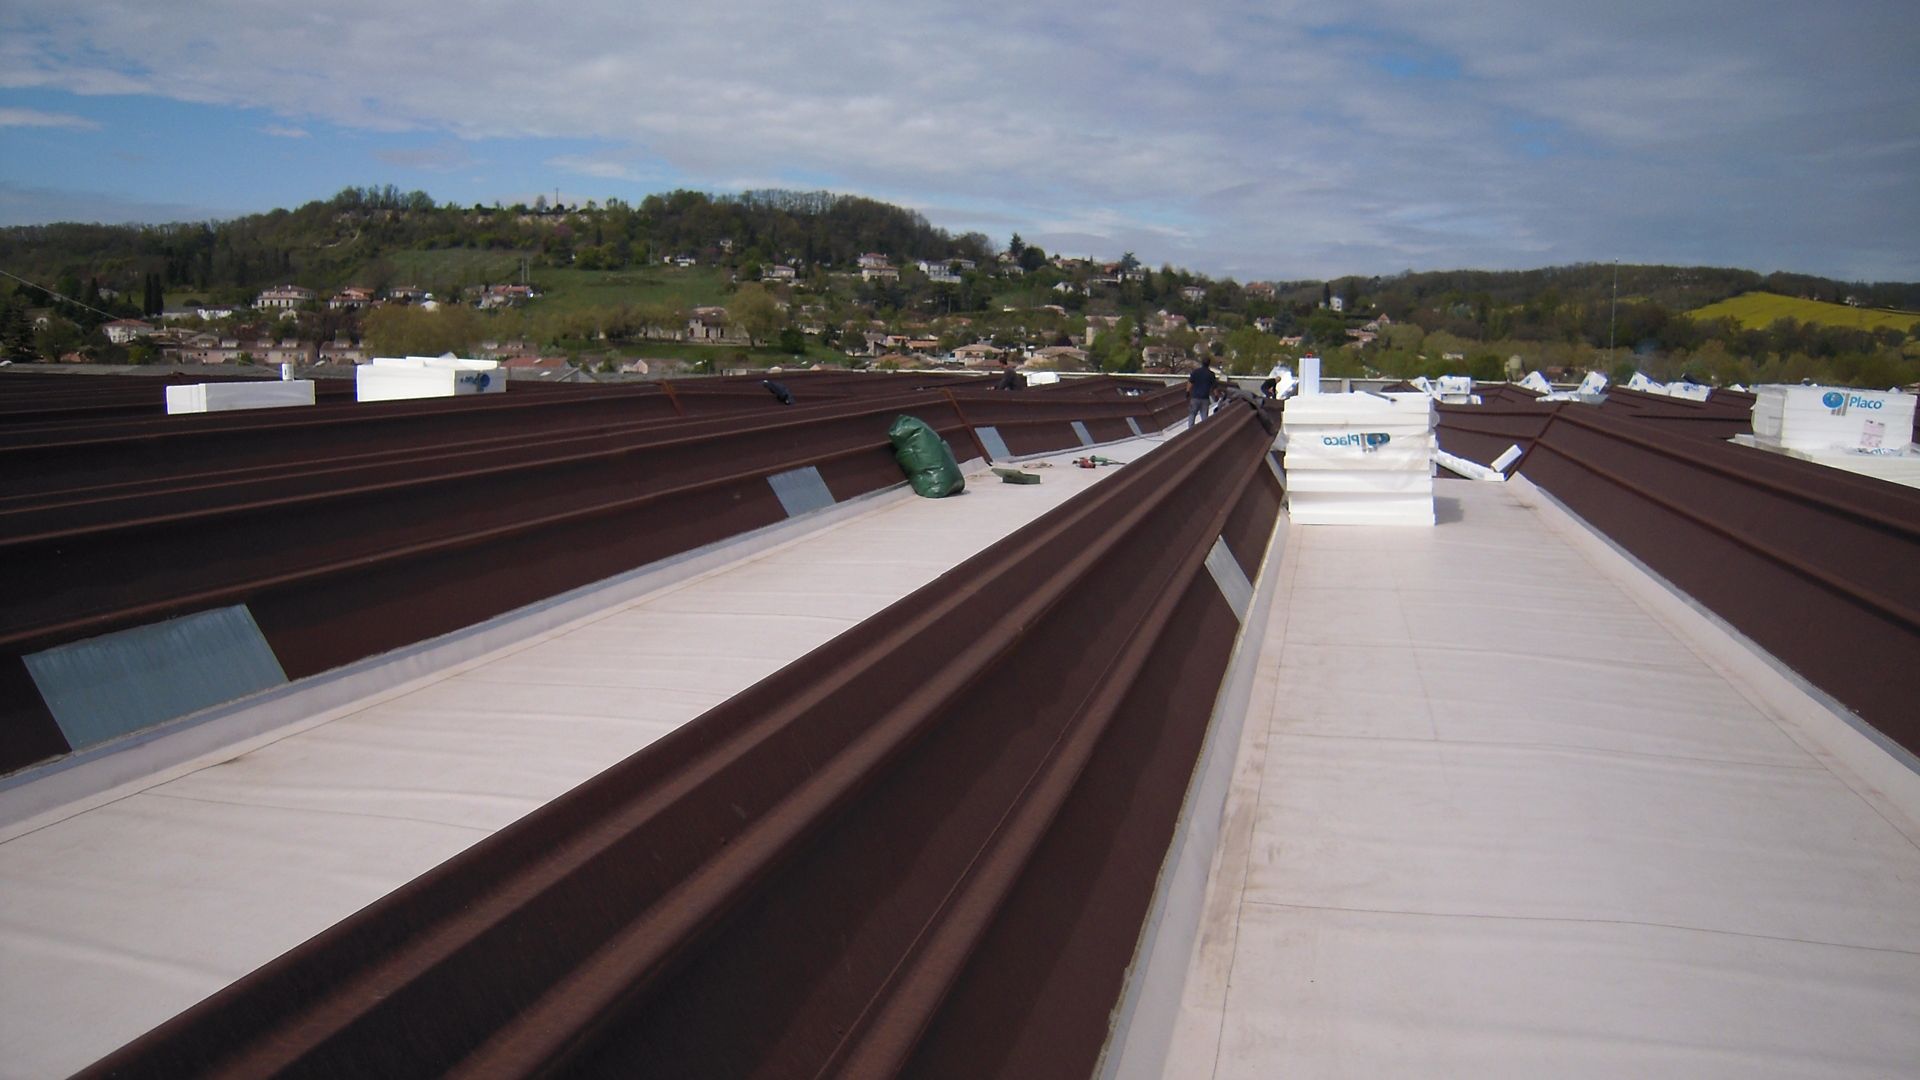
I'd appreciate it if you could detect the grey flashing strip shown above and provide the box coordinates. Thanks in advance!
[25,605,288,752]
[1203,536,1253,622]
[767,465,836,518]
[975,425,1012,461]
[1071,420,1095,447]
[1126,417,1145,437]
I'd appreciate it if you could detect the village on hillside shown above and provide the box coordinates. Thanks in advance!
[3,188,1916,390]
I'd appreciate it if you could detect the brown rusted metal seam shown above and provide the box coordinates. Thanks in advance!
[822,426,1258,1077]
[0,394,955,548]
[73,407,1275,1080]
[1527,437,1920,633]
[437,416,1250,1077]
[0,433,916,651]
[939,388,995,463]
[1553,409,1917,535]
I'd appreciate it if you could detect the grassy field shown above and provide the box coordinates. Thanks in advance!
[1687,291,1920,332]
[365,253,734,314]
[532,267,734,315]
[381,249,529,293]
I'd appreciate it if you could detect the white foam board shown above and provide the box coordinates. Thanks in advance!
[165,380,316,415]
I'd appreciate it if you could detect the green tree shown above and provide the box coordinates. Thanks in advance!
[1090,316,1138,372]
[1224,326,1281,375]
[0,302,35,362]
[730,283,782,347]
[34,317,82,362]
[361,304,482,356]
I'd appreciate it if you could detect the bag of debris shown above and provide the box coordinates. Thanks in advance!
[888,415,966,498]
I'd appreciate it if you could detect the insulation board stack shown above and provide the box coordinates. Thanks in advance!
[1750,384,1915,454]
[356,356,506,402]
[164,380,315,415]
[1282,391,1437,526]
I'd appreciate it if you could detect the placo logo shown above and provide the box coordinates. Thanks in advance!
[1820,390,1888,415]
[460,372,492,389]
[1321,432,1391,452]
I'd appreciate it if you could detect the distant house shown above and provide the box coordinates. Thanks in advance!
[477,284,536,310]
[388,285,430,304]
[687,306,728,341]
[861,265,899,283]
[102,319,156,345]
[1253,317,1277,333]
[953,343,1002,369]
[1180,286,1208,303]
[1328,296,1346,313]
[318,341,366,365]
[1030,345,1090,370]
[1052,281,1084,296]
[763,264,797,282]
[500,355,579,379]
[1141,345,1186,371]
[916,261,961,284]
[255,285,316,311]
[857,253,891,271]
[328,286,376,311]
[1245,282,1277,300]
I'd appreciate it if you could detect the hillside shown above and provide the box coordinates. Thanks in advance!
[2,184,1916,391]
[1687,291,1920,333]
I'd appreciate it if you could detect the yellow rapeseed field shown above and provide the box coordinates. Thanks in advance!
[1687,291,1920,333]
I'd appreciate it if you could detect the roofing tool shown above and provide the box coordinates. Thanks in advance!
[991,466,1042,484]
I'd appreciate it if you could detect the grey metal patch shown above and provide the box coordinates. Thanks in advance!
[25,605,288,751]
[1204,537,1253,622]
[1126,417,1145,437]
[767,465,836,518]
[975,425,1011,461]
[1071,420,1094,447]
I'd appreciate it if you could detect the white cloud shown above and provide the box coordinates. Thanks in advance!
[4,0,1917,279]
[261,124,309,138]
[0,106,99,130]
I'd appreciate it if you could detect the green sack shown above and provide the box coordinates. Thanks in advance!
[888,414,966,498]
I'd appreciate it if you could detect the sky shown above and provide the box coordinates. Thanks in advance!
[2,1,1916,283]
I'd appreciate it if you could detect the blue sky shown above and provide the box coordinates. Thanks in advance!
[2,1,1916,282]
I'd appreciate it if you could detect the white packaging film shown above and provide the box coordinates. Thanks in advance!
[1282,392,1437,526]
[164,380,316,415]
[1749,385,1916,454]
[356,356,507,402]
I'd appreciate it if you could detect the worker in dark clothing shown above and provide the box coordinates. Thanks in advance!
[996,356,1026,390]
[1187,357,1219,429]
